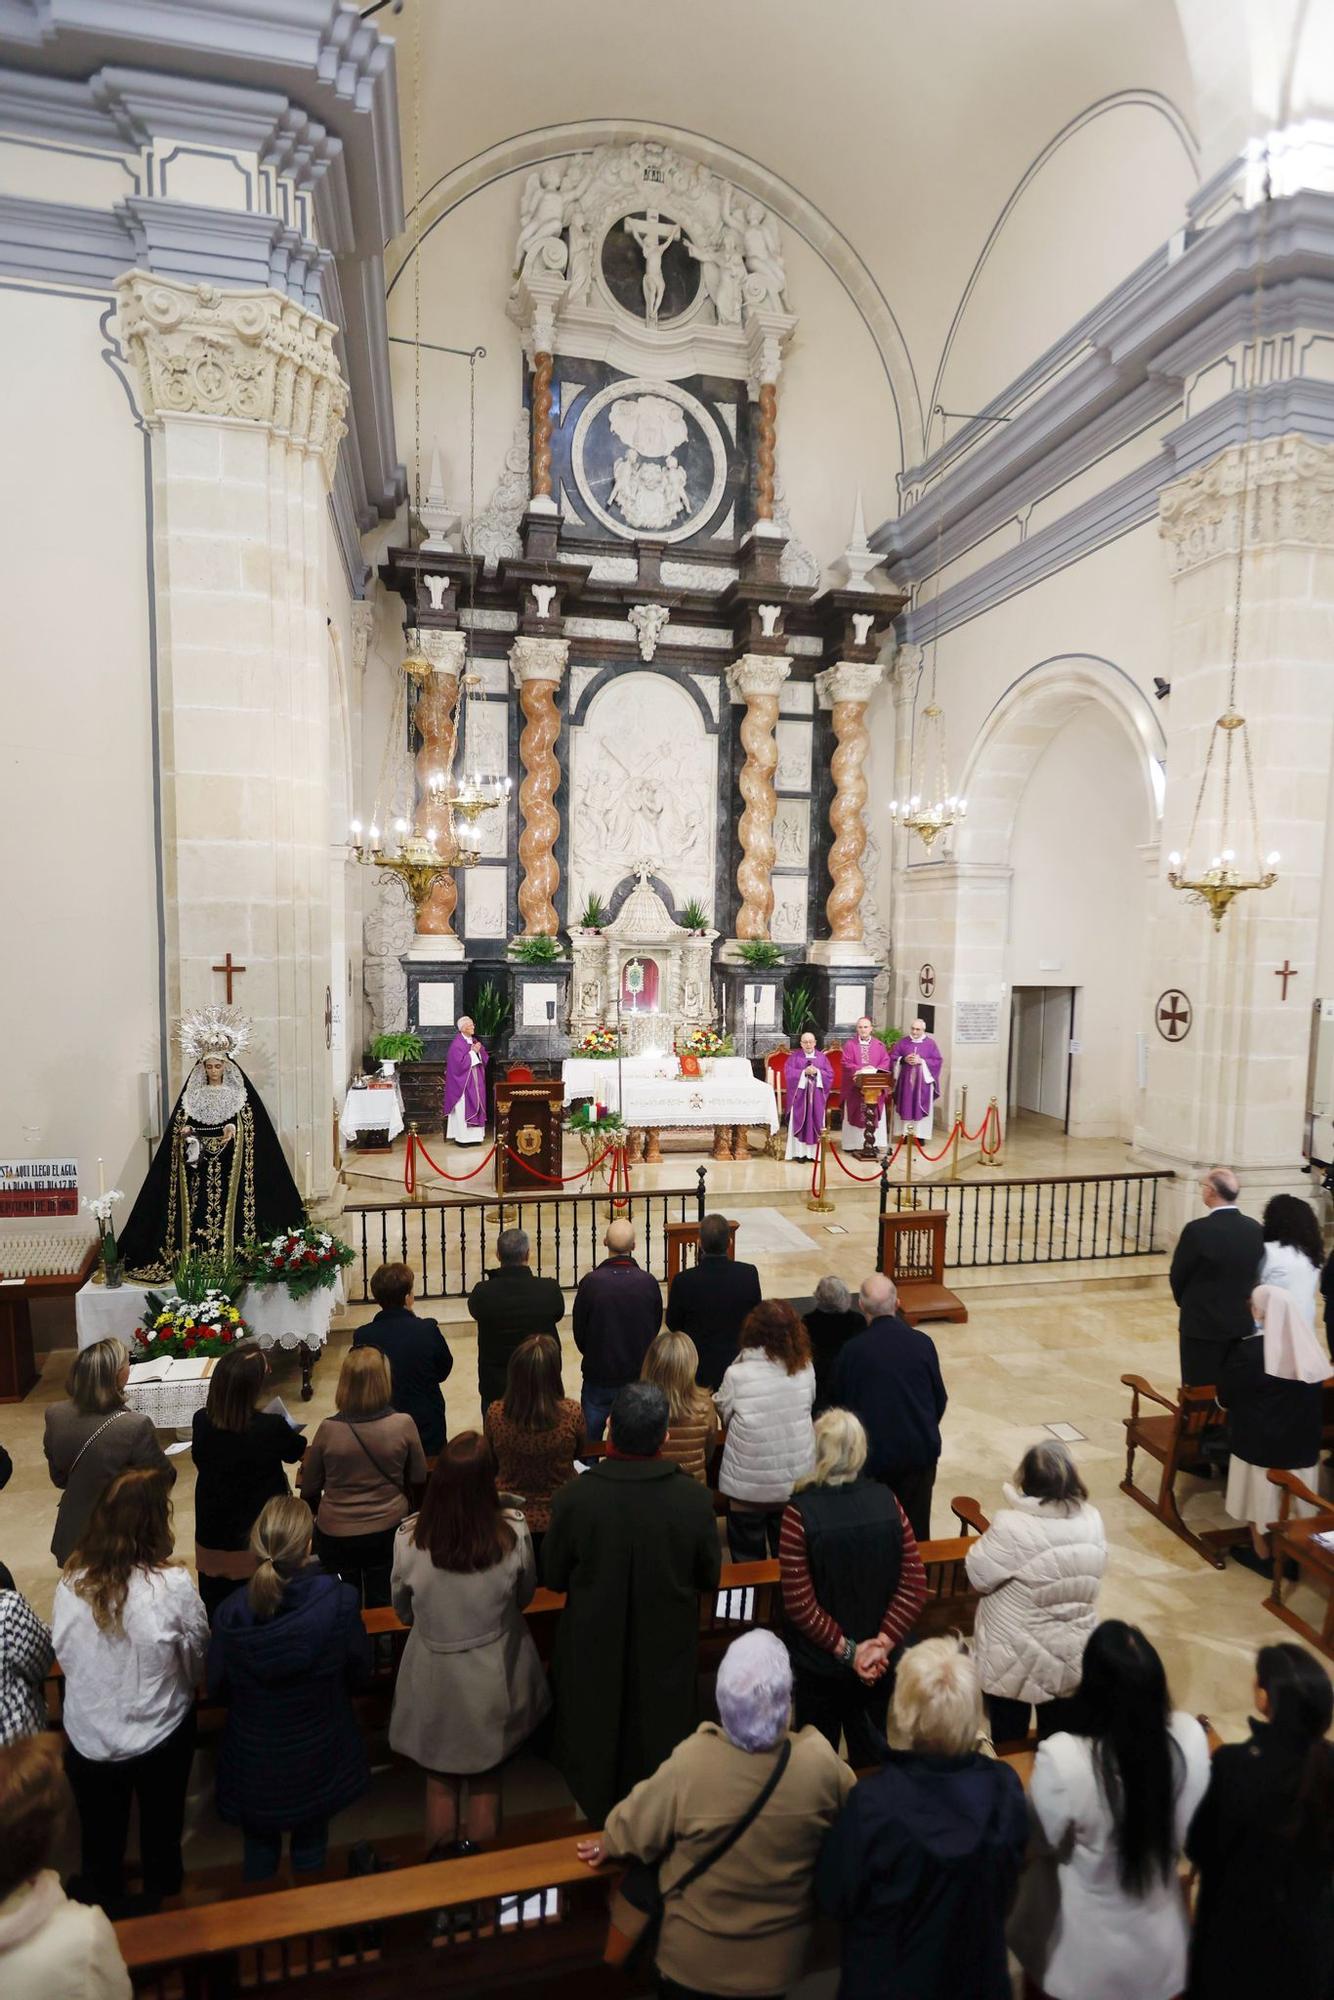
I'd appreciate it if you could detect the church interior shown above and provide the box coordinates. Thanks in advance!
[3,0,1334,1992]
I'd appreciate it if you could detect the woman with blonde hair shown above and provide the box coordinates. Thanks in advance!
[817,1637,1028,1999]
[208,1495,370,1882]
[642,1330,719,1483]
[779,1407,927,1762]
[299,1343,426,1606]
[43,1337,171,1566]
[51,1467,208,1915]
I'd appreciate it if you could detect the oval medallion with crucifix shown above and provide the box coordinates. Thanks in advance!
[918,964,936,998]
[1155,989,1192,1041]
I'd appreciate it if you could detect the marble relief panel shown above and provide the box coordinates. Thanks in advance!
[569,669,716,919]
[775,718,812,793]
[462,865,508,938]
[770,877,809,945]
[773,798,810,870]
[460,701,509,858]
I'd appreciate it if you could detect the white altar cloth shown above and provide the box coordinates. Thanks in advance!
[340,1083,405,1146]
[124,1372,213,1430]
[619,1075,779,1133]
[563,1055,759,1109]
[76,1275,345,1353]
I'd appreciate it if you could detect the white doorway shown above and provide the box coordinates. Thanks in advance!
[1008,986,1075,1129]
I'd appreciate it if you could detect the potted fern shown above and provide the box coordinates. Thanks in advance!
[370,1030,424,1077]
[737,939,783,970]
[508,934,563,965]
[679,898,710,934]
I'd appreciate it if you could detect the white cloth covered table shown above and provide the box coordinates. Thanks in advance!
[76,1273,344,1366]
[340,1083,405,1146]
[562,1054,760,1111]
[619,1075,779,1133]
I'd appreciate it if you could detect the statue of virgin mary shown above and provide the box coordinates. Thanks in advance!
[119,1008,305,1280]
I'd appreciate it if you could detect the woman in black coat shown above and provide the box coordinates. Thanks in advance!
[1187,1643,1334,2000]
[208,1495,372,1881]
[192,1344,306,1619]
[1218,1284,1327,1576]
[803,1277,865,1411]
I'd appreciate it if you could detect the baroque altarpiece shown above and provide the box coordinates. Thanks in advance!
[375,141,904,1064]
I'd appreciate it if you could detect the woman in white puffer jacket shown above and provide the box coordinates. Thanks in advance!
[716,1300,815,1562]
[966,1441,1106,1747]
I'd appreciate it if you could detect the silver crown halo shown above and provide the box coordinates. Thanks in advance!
[178,1007,253,1066]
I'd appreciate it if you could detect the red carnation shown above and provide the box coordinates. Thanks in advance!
[220,1329,234,1343]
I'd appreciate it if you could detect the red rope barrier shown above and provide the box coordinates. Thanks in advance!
[961,1110,993,1143]
[916,1120,961,1164]
[405,1130,498,1191]
[502,1145,614,1187]
[827,1139,897,1183]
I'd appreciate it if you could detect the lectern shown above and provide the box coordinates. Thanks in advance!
[494,1078,566,1194]
[855,1070,894,1158]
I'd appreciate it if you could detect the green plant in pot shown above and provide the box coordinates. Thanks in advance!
[370,1030,424,1075]
[577,893,608,931]
[679,898,710,934]
[470,979,512,1042]
[782,975,815,1041]
[508,934,562,965]
[737,938,783,970]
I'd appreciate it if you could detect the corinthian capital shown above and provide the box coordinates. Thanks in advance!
[726,654,791,702]
[816,659,884,709]
[113,270,348,489]
[1159,435,1334,576]
[509,634,570,685]
[411,629,468,679]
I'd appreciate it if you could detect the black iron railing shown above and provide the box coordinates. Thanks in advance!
[878,1170,1173,1268]
[344,1169,708,1303]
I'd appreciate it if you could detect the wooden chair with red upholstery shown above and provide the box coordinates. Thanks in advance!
[824,1043,844,1122]
[506,1063,535,1083]
[765,1046,788,1117]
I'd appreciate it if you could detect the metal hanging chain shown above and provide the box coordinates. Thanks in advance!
[411,0,423,537]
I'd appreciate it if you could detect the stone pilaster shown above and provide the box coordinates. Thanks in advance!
[813,658,883,951]
[726,653,791,940]
[510,635,569,936]
[113,269,348,1198]
[1140,435,1334,1225]
[410,629,466,950]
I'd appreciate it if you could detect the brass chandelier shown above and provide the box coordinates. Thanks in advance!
[1166,169,1277,931]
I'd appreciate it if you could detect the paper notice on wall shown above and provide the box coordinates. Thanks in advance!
[954,1000,1001,1045]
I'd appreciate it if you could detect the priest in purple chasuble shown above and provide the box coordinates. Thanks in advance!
[443,1016,489,1145]
[841,1015,893,1150]
[889,1018,942,1140]
[784,1032,834,1161]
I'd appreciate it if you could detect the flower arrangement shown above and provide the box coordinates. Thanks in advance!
[247,1225,355,1301]
[565,1103,625,1137]
[679,1026,733,1058]
[134,1291,250,1359]
[82,1191,125,1274]
[575,1026,621,1058]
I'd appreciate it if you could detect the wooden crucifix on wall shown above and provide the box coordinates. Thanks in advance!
[212,952,247,1003]
[1275,959,1298,1000]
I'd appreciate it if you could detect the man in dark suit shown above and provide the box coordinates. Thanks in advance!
[831,1272,947,1541]
[466,1227,566,1412]
[571,1219,663,1440]
[665,1211,762,1390]
[1169,1166,1265,1386]
[353,1262,453,1455]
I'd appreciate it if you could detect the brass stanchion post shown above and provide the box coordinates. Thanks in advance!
[949,1115,963,1183]
[980,1096,1003,1167]
[806,1132,835,1213]
[409,1123,427,1205]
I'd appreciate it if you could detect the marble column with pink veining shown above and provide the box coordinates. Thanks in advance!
[510,635,569,936]
[815,659,884,942]
[411,629,466,938]
[726,654,791,939]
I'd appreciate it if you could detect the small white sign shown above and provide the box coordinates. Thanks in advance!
[522,981,560,1028]
[834,983,867,1025]
[417,985,456,1028]
[1068,1039,1082,1055]
[954,1000,1000,1045]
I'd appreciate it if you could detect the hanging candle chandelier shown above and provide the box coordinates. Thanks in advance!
[349,4,508,911]
[891,427,966,853]
[1167,170,1278,931]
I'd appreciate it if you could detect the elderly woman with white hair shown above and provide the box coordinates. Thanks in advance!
[577,1629,853,1999]
[802,1277,864,1411]
[816,1637,1028,2000]
[779,1408,927,1764]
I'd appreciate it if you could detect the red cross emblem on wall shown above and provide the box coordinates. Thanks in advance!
[1155,990,1192,1042]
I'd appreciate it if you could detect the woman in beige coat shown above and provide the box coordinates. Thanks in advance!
[389,1431,550,1859]
[577,1629,853,1998]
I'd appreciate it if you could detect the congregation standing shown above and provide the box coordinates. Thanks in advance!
[1,1169,1332,2000]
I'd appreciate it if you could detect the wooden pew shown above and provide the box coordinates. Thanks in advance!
[1119,1374,1241,1568]
[1264,1468,1334,1660]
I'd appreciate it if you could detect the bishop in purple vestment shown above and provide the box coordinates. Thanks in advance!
[841,1015,893,1146]
[443,1016,489,1145]
[784,1033,834,1160]
[889,1019,942,1138]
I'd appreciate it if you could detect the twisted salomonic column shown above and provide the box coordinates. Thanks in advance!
[755,382,777,521]
[510,635,569,935]
[727,654,791,939]
[531,347,554,501]
[747,323,785,524]
[411,629,466,938]
[816,659,884,941]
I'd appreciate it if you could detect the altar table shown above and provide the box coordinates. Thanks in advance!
[562,1055,762,1108]
[74,1274,345,1400]
[339,1081,406,1147]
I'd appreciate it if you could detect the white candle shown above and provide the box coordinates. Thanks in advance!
[304,1150,312,1198]
[97,1157,104,1198]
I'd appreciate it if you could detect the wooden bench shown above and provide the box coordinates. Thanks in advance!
[878,1210,968,1324]
[1264,1468,1334,1660]
[1119,1374,1241,1568]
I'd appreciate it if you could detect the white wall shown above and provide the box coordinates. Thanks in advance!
[0,286,159,1202]
[1007,704,1149,1136]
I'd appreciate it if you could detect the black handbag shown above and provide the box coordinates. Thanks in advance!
[604,1737,792,1967]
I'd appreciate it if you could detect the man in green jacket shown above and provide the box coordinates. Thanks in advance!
[543,1381,721,1824]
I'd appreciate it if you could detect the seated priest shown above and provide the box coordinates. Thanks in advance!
[890,1019,942,1141]
[443,1016,488,1146]
[785,1032,834,1162]
[841,1015,892,1151]
[118,1009,304,1281]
